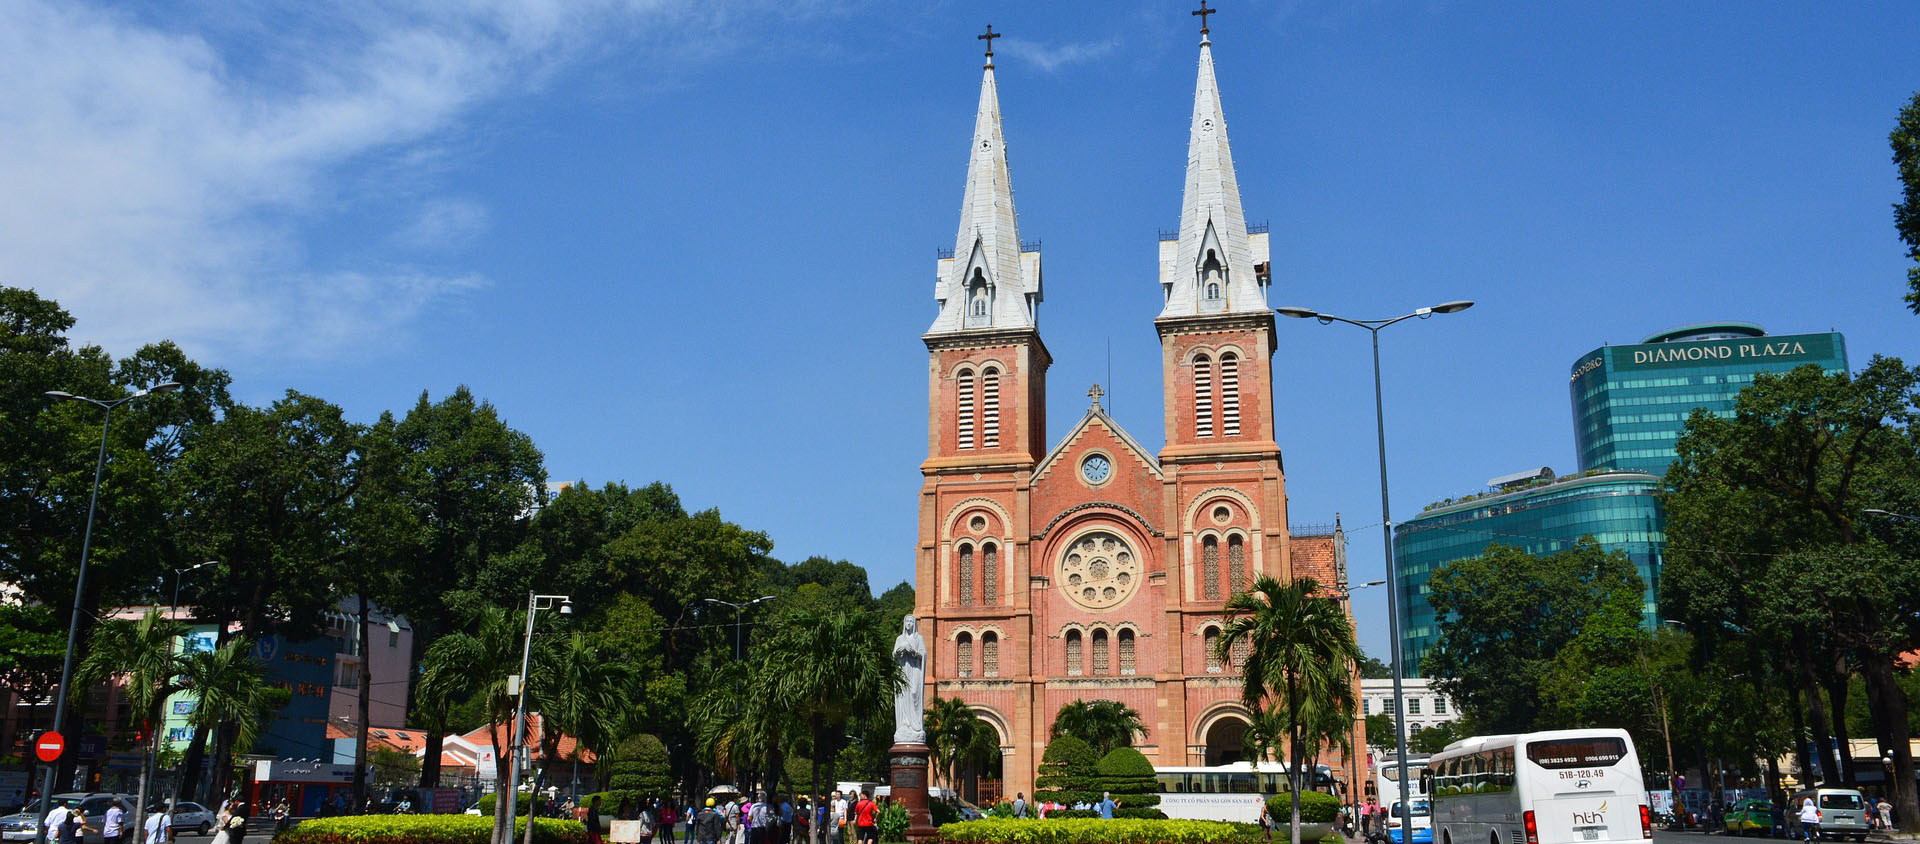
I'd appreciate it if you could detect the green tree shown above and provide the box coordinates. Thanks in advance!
[1094,747,1162,818]
[179,637,287,800]
[1662,358,1920,828]
[1893,92,1920,313]
[1408,722,1468,755]
[371,748,423,788]
[1422,540,1643,733]
[1363,713,1396,750]
[76,609,186,835]
[765,607,900,798]
[1358,652,1393,680]
[602,734,674,802]
[1032,735,1098,807]
[535,632,637,813]
[925,697,996,795]
[1049,700,1144,756]
[1217,576,1361,844]
[420,604,552,844]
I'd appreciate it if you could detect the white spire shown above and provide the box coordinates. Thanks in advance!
[930,59,1040,335]
[1159,34,1266,319]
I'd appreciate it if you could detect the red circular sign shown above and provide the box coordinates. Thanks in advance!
[34,731,64,763]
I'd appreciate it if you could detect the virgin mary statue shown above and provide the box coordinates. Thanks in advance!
[892,615,927,745]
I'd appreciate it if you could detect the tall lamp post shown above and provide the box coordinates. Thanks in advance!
[502,593,570,844]
[1337,579,1386,813]
[700,596,775,791]
[1275,302,1473,844]
[36,382,179,844]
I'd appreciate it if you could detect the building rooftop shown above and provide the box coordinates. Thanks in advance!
[1639,321,1766,344]
[1413,467,1660,518]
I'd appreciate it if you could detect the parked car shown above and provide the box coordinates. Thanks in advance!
[1722,799,1772,836]
[169,801,217,836]
[0,794,138,844]
[1787,788,1871,841]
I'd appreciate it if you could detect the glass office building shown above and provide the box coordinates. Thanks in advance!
[1571,323,1849,475]
[1394,322,1848,675]
[1394,470,1663,675]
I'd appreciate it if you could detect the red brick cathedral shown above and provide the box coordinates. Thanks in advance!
[912,28,1362,801]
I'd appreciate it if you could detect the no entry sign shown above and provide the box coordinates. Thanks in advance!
[34,731,63,763]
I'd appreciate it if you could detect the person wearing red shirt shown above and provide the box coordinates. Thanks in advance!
[853,792,877,844]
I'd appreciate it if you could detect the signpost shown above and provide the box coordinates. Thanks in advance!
[34,732,64,764]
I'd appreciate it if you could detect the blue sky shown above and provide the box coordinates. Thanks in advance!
[5,2,1917,659]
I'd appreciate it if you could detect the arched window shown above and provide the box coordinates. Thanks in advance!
[1227,534,1246,594]
[1193,354,1214,438]
[1203,627,1222,673]
[1066,630,1083,676]
[981,367,1000,448]
[1092,628,1110,675]
[1219,352,1241,435]
[956,632,973,678]
[1202,536,1221,600]
[967,268,991,327]
[1201,249,1225,310]
[982,632,999,677]
[1231,635,1251,670]
[956,368,976,449]
[981,542,998,604]
[957,544,975,606]
[1119,629,1136,675]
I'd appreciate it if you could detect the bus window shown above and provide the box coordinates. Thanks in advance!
[1525,737,1627,769]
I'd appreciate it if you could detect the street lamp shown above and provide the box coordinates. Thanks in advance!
[702,596,779,663]
[34,382,179,844]
[1276,302,1472,844]
[501,593,570,844]
[1863,508,1920,524]
[129,560,218,840]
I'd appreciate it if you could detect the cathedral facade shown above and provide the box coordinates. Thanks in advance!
[912,28,1362,801]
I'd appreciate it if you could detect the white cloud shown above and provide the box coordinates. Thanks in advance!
[0,0,817,362]
[998,36,1121,73]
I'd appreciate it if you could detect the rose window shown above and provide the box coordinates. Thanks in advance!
[1058,530,1140,611]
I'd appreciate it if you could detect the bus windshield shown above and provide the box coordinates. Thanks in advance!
[1394,801,1431,818]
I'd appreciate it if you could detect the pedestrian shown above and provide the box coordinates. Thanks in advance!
[696,799,725,844]
[827,791,845,844]
[143,803,173,844]
[211,803,233,844]
[636,799,656,844]
[1012,793,1026,820]
[225,803,249,844]
[1098,792,1117,820]
[853,790,877,844]
[274,801,291,834]
[56,806,90,844]
[814,795,830,844]
[1260,800,1273,843]
[1877,797,1893,831]
[1796,797,1820,843]
[661,800,679,844]
[586,796,605,844]
[1770,802,1786,839]
[778,794,794,844]
[102,799,126,844]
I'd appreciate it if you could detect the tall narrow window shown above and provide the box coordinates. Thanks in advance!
[981,542,998,604]
[956,369,976,449]
[981,367,1001,448]
[1227,534,1246,593]
[1202,536,1221,600]
[1194,355,1214,437]
[982,632,999,677]
[1204,627,1222,672]
[1220,352,1241,435]
[956,632,973,678]
[957,544,975,606]
[1118,629,1136,675]
[1231,636,1251,669]
[1066,630,1083,676]
[1092,629,1110,675]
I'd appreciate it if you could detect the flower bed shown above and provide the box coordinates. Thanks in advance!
[936,817,1262,844]
[274,815,586,844]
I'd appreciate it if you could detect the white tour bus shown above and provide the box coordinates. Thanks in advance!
[1378,756,1433,841]
[1153,762,1335,823]
[1427,729,1651,844]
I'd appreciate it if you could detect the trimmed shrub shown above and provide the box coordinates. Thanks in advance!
[1045,810,1098,820]
[937,817,1263,843]
[1095,747,1162,814]
[1116,808,1167,820]
[275,815,585,844]
[474,793,534,817]
[605,734,674,797]
[1033,736,1099,807]
[1265,790,1340,824]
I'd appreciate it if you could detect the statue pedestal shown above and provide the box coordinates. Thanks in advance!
[889,742,937,842]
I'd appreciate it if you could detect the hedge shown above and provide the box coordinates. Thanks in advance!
[275,815,586,844]
[1264,790,1340,824]
[937,818,1263,844]
[1095,747,1161,813]
[1033,736,1099,807]
[473,793,534,817]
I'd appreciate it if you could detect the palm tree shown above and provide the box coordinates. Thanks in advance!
[78,609,186,839]
[420,605,543,844]
[179,637,285,803]
[1218,576,1360,844]
[1049,699,1144,755]
[534,634,636,813]
[925,697,997,796]
[764,608,901,798]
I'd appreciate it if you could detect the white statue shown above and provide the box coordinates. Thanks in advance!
[893,614,927,745]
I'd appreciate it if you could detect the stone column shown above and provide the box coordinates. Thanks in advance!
[889,743,936,842]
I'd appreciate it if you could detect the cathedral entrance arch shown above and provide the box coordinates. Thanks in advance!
[1195,703,1253,766]
[959,705,1012,805]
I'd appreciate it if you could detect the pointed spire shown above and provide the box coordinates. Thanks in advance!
[930,35,1039,336]
[1159,27,1266,319]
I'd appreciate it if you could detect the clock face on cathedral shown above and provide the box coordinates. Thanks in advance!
[1059,530,1139,611]
[1080,454,1111,483]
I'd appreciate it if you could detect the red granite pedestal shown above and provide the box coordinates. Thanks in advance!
[889,742,937,842]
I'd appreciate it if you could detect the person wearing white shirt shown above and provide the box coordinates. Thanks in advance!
[43,804,71,842]
[143,805,173,844]
[101,802,126,844]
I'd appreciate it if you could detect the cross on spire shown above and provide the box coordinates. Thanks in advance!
[1087,383,1105,406]
[1192,1,1216,35]
[979,24,1001,67]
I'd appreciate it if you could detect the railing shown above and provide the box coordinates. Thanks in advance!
[1248,221,1270,234]
[936,247,955,259]
[1021,240,1042,253]
[1157,228,1180,242]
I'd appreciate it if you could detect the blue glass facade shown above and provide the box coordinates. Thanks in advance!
[1571,325,1848,475]
[1394,472,1663,675]
[1394,322,1848,676]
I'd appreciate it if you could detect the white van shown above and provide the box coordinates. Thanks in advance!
[1787,788,1870,841]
